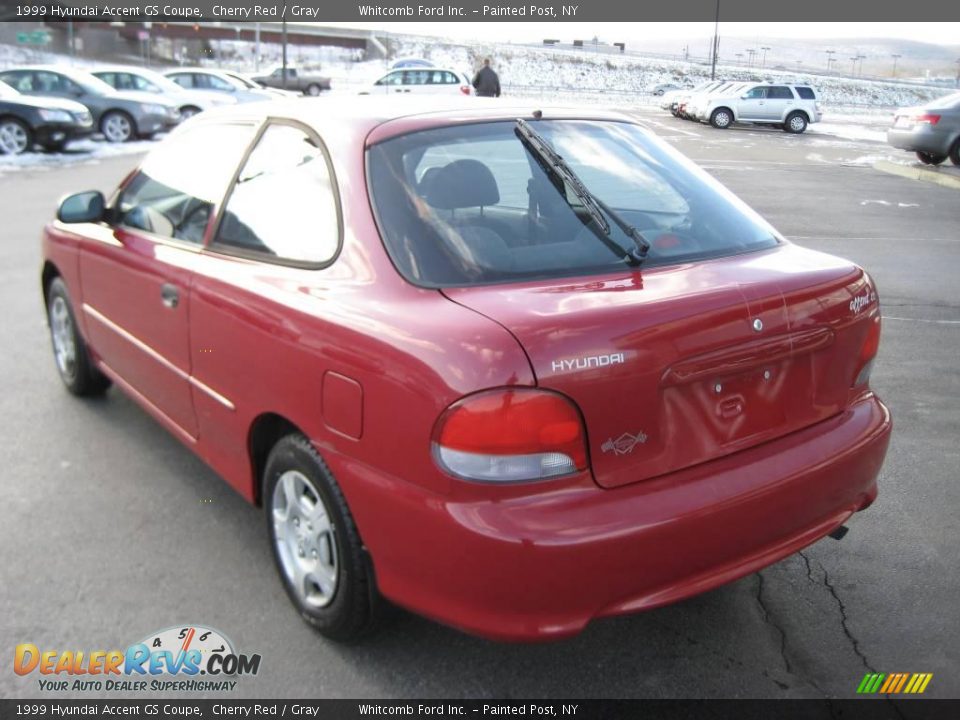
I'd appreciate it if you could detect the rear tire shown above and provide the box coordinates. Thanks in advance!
[710,108,733,129]
[948,138,960,166]
[264,434,383,641]
[784,112,808,134]
[305,84,322,96]
[916,151,946,166]
[46,277,111,396]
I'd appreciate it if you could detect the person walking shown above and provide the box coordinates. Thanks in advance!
[472,58,501,98]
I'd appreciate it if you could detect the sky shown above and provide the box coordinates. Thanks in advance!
[317,22,960,47]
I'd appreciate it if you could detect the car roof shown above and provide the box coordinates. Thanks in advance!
[382,67,462,74]
[190,96,640,145]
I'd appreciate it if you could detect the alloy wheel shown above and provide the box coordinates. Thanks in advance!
[102,113,133,143]
[271,470,339,608]
[0,120,29,155]
[49,296,78,381]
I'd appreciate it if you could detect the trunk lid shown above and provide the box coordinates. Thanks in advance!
[443,244,877,488]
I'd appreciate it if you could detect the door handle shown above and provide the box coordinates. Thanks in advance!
[160,283,179,309]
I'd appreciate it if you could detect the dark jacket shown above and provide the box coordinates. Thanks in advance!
[472,66,501,98]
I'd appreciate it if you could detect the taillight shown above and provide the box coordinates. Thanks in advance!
[913,114,941,125]
[853,314,881,387]
[460,85,471,95]
[432,388,588,483]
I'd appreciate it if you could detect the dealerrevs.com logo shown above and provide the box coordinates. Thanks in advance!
[14,625,261,693]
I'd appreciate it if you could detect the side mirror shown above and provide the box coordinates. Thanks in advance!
[58,191,105,224]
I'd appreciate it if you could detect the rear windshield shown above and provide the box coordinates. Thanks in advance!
[367,120,780,287]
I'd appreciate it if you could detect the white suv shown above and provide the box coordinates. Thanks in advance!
[696,83,822,133]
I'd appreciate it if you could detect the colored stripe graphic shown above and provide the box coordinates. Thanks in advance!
[857,672,932,694]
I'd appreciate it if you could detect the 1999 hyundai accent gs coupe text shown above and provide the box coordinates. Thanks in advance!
[42,99,891,641]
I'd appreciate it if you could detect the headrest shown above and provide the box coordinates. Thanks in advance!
[424,159,500,209]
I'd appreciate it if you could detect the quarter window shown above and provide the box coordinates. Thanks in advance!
[214,123,340,265]
[117,124,255,244]
[795,87,816,100]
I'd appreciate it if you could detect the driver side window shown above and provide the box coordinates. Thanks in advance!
[117,123,255,244]
[743,87,766,99]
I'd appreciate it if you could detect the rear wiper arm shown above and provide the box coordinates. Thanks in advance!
[514,118,650,265]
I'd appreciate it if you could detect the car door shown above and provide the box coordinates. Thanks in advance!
[374,71,405,95]
[403,70,431,95]
[736,86,767,121]
[763,86,796,121]
[78,121,256,441]
[187,120,343,491]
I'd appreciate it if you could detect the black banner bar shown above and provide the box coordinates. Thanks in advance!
[0,0,959,22]
[3,699,960,720]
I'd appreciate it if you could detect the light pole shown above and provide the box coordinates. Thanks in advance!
[761,46,770,68]
[281,19,288,90]
[891,54,901,78]
[710,0,720,81]
[825,49,835,72]
[858,55,866,76]
[746,48,756,67]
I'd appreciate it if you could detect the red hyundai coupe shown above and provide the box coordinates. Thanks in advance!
[42,99,891,642]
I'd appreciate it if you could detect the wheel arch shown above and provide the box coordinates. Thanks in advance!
[248,412,307,507]
[101,107,139,134]
[786,109,810,122]
[41,260,61,308]
[711,106,736,124]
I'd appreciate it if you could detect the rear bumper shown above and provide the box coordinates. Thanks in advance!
[343,393,891,641]
[887,127,953,155]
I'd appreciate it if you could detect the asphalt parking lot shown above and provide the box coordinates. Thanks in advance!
[1,110,958,700]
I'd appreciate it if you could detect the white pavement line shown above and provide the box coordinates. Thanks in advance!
[643,119,701,137]
[789,236,956,242]
[882,316,960,325]
[688,159,804,165]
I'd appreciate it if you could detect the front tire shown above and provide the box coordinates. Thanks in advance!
[100,111,135,143]
[179,105,201,120]
[710,108,733,129]
[264,434,382,641]
[784,112,808,134]
[916,151,946,166]
[0,117,32,155]
[46,277,111,396]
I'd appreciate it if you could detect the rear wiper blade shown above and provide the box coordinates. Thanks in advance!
[514,118,650,265]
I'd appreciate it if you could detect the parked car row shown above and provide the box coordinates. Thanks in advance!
[663,80,822,134]
[887,91,960,166]
[0,63,306,155]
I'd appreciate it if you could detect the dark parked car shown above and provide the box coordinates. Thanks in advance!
[0,79,92,154]
[0,66,180,143]
[42,99,890,642]
[887,92,960,166]
[251,67,331,96]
